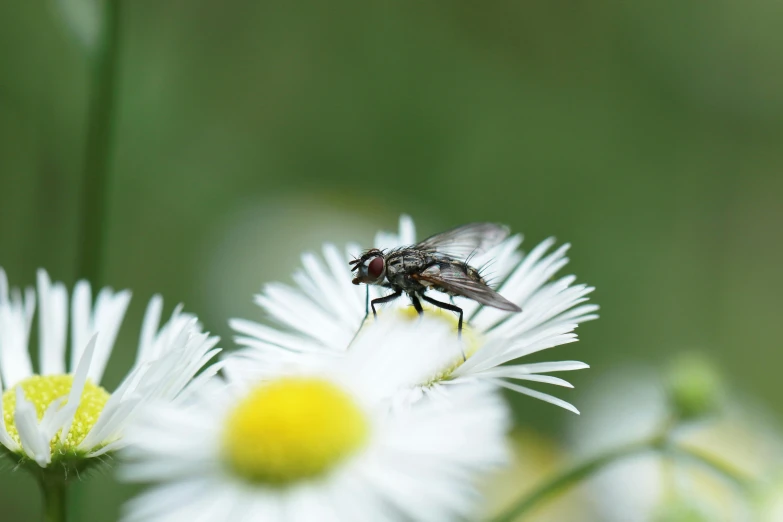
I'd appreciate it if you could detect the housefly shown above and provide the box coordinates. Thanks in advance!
[349,223,521,336]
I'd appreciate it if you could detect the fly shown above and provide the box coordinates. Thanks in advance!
[349,223,522,338]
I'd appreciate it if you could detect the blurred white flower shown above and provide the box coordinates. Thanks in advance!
[121,316,510,522]
[482,430,592,522]
[568,365,783,522]
[759,476,783,522]
[0,268,221,470]
[229,215,597,413]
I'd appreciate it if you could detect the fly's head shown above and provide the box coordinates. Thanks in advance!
[349,249,386,286]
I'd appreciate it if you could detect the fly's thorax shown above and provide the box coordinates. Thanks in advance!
[383,250,428,289]
[384,249,430,274]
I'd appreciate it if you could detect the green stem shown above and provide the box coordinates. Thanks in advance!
[75,0,122,286]
[490,436,666,522]
[667,444,753,493]
[39,476,68,522]
[490,422,758,522]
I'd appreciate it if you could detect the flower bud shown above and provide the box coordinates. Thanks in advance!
[665,352,723,421]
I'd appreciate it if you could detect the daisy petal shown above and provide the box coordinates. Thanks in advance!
[88,287,132,382]
[490,378,580,414]
[471,367,574,387]
[511,361,590,373]
[0,273,35,388]
[0,381,20,451]
[59,334,98,444]
[137,294,163,364]
[15,387,51,467]
[37,269,68,376]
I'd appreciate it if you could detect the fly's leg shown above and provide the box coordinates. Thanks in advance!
[420,294,463,334]
[410,295,425,329]
[420,293,466,361]
[371,289,403,317]
[410,294,424,316]
[348,286,399,350]
[355,285,369,329]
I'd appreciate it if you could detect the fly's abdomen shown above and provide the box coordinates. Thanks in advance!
[418,260,486,296]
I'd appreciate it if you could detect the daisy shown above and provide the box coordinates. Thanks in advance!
[229,215,598,413]
[120,316,510,522]
[568,365,783,522]
[0,268,221,473]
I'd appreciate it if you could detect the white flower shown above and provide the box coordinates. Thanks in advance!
[0,268,221,470]
[568,365,783,522]
[229,215,598,413]
[121,316,510,522]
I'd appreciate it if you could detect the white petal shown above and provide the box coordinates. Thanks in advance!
[88,288,131,382]
[255,284,349,350]
[80,361,146,450]
[15,387,51,467]
[59,334,97,444]
[464,332,579,374]
[509,360,590,373]
[39,396,68,442]
[462,234,524,319]
[37,269,68,375]
[398,214,416,245]
[474,239,570,330]
[133,304,196,368]
[296,251,359,329]
[136,294,163,364]
[172,359,225,406]
[337,316,464,405]
[490,378,580,414]
[0,279,35,388]
[121,478,225,522]
[0,268,7,304]
[470,366,575,387]
[323,243,364,316]
[69,280,92,371]
[230,318,318,353]
[493,281,595,339]
[0,380,20,451]
[80,399,140,452]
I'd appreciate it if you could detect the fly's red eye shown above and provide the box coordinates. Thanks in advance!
[368,256,384,278]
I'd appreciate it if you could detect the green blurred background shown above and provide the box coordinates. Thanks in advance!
[1,1,782,520]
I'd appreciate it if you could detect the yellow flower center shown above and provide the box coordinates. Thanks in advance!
[365,304,484,383]
[222,377,369,486]
[2,374,110,457]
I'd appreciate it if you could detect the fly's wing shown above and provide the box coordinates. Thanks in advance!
[414,264,521,312]
[413,223,510,259]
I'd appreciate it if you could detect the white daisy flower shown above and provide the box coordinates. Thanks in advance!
[568,365,783,522]
[229,215,598,413]
[0,268,221,472]
[121,316,510,522]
